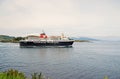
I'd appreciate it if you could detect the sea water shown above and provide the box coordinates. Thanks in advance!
[0,41,120,79]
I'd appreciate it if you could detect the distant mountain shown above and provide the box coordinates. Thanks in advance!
[70,37,99,41]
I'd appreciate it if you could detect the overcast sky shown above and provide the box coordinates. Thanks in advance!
[0,0,120,37]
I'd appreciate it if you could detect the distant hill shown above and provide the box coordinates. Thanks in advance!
[70,37,99,42]
[0,35,99,43]
[92,36,120,41]
[0,35,15,41]
[0,35,25,43]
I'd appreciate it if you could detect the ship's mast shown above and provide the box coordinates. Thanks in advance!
[42,30,46,35]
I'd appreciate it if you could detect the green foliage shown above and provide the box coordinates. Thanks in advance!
[0,35,14,40]
[0,35,25,43]
[31,72,45,79]
[0,69,26,79]
[12,37,25,43]
[0,69,108,79]
[0,69,48,79]
[104,76,109,79]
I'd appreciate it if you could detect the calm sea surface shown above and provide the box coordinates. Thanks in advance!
[0,41,120,79]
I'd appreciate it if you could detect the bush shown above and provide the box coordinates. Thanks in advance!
[0,69,26,79]
[31,72,46,79]
[0,69,48,79]
[0,69,108,79]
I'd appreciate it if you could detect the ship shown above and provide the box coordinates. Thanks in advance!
[19,32,74,47]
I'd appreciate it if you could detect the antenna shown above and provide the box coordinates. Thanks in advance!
[41,29,46,35]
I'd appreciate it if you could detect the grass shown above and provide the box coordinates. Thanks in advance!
[31,72,46,79]
[0,69,109,79]
[0,69,47,79]
[104,76,109,79]
[0,69,26,79]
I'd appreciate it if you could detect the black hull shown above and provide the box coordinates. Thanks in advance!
[20,41,74,47]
